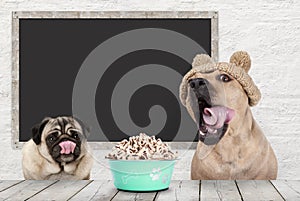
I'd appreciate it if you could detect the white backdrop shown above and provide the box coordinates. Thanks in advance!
[0,0,299,179]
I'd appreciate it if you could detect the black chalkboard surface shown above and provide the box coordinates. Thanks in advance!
[18,15,215,142]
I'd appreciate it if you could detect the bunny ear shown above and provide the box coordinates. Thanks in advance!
[192,54,214,68]
[230,51,251,73]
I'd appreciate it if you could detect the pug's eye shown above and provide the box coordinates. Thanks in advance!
[73,133,79,139]
[219,74,232,82]
[70,130,80,139]
[47,134,57,143]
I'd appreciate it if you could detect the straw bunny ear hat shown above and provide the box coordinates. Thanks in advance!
[180,51,261,107]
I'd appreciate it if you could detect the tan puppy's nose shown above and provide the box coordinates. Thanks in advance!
[189,78,206,89]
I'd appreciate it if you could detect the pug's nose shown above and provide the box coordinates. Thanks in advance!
[189,78,207,89]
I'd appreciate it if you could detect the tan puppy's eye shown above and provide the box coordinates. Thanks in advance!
[219,74,232,82]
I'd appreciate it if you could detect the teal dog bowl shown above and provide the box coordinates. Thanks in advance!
[109,160,176,191]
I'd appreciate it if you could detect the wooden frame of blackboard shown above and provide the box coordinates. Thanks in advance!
[11,11,218,149]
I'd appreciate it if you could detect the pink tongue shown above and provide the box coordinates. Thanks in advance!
[59,141,76,154]
[203,106,235,129]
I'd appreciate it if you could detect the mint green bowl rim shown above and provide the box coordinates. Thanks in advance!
[108,159,177,174]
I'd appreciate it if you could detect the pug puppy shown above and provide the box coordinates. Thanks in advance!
[180,51,277,179]
[22,116,93,180]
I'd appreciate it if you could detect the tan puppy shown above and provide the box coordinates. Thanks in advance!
[179,51,277,179]
[22,116,93,180]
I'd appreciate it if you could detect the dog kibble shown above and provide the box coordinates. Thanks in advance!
[105,133,177,160]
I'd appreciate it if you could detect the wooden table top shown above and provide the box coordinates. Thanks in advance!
[0,180,299,200]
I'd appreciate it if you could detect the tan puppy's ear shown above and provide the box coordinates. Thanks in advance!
[192,54,214,68]
[230,51,251,73]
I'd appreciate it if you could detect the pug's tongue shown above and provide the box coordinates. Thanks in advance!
[203,106,235,129]
[59,141,76,154]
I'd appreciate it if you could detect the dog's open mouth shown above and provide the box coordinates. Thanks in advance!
[198,97,235,145]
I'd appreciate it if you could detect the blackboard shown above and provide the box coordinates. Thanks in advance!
[12,11,218,146]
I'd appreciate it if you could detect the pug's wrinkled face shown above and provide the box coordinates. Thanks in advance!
[32,116,88,164]
[185,70,248,145]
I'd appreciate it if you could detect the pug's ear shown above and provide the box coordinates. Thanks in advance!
[73,117,90,138]
[32,117,51,145]
[192,54,214,68]
[230,51,251,73]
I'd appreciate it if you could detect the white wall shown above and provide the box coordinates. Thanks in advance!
[0,0,299,180]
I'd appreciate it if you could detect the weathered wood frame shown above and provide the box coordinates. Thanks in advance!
[11,11,219,149]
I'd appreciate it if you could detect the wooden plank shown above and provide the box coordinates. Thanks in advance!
[0,180,56,200]
[69,180,118,201]
[271,180,300,201]
[28,180,91,201]
[156,180,199,201]
[0,180,24,192]
[200,180,242,201]
[236,180,284,201]
[112,191,157,201]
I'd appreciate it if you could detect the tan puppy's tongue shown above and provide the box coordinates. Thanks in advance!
[59,141,76,154]
[203,106,235,129]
